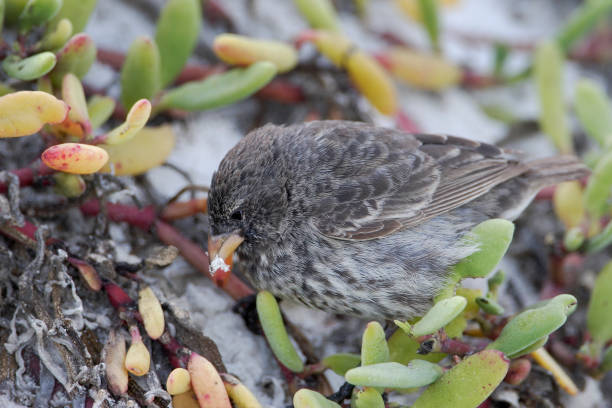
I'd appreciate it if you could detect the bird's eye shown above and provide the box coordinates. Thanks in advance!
[230,210,243,221]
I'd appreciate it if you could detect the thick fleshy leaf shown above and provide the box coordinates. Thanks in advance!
[188,353,231,408]
[87,95,115,130]
[42,143,109,174]
[553,181,585,230]
[293,389,341,408]
[487,294,577,358]
[50,33,96,86]
[475,296,504,315]
[308,30,353,66]
[587,261,612,345]
[417,0,439,52]
[2,51,56,80]
[213,34,298,73]
[5,0,28,25]
[409,296,467,337]
[0,91,68,138]
[383,47,461,90]
[322,353,361,376]
[62,73,91,136]
[47,0,96,33]
[100,125,175,175]
[18,0,62,31]
[534,41,572,154]
[452,219,514,279]
[557,0,612,53]
[388,330,445,365]
[166,368,191,395]
[352,388,384,408]
[157,61,277,112]
[138,286,164,340]
[120,36,161,109]
[155,0,201,87]
[583,150,612,219]
[53,172,85,198]
[294,0,339,31]
[103,99,151,145]
[221,373,263,408]
[412,350,509,408]
[587,220,612,253]
[125,339,150,376]
[574,79,612,147]
[104,330,128,396]
[39,17,72,50]
[346,51,397,115]
[345,360,443,389]
[256,291,304,372]
[361,321,389,366]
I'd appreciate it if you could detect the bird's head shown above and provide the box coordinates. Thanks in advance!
[207,125,292,267]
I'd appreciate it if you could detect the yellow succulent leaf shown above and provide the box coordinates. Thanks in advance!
[395,0,459,21]
[346,51,398,116]
[0,91,69,138]
[100,125,176,175]
[213,34,298,73]
[387,47,462,90]
[41,143,109,174]
[310,30,353,67]
[553,181,585,229]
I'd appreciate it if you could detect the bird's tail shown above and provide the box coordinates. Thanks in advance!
[525,155,590,188]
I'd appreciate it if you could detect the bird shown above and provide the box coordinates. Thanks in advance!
[206,120,589,320]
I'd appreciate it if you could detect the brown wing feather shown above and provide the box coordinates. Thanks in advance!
[297,121,527,241]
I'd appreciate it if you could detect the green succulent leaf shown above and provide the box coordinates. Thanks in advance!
[575,79,612,147]
[0,0,5,33]
[475,296,505,315]
[293,389,341,408]
[157,61,277,112]
[417,0,439,52]
[534,40,572,154]
[452,219,514,280]
[587,261,612,345]
[352,388,384,408]
[120,36,161,110]
[487,294,577,358]
[322,353,360,376]
[506,335,549,359]
[601,345,612,373]
[412,350,509,408]
[50,33,96,86]
[361,321,389,366]
[2,51,56,80]
[155,0,201,87]
[563,227,584,252]
[345,360,442,389]
[53,172,85,198]
[557,0,612,54]
[293,0,339,31]
[39,17,72,50]
[587,220,612,253]
[47,0,96,33]
[388,330,446,365]
[256,291,304,373]
[18,0,62,31]
[410,296,467,337]
[87,95,115,130]
[583,150,612,219]
[5,0,28,25]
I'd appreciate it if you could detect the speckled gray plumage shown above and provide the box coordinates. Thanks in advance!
[208,121,589,320]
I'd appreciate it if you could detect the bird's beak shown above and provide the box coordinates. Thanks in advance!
[208,231,244,266]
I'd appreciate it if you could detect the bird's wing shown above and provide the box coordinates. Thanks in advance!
[302,122,527,241]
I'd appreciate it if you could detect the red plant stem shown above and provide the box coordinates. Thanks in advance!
[161,198,208,221]
[80,199,156,231]
[155,220,254,300]
[0,161,55,193]
[396,110,420,133]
